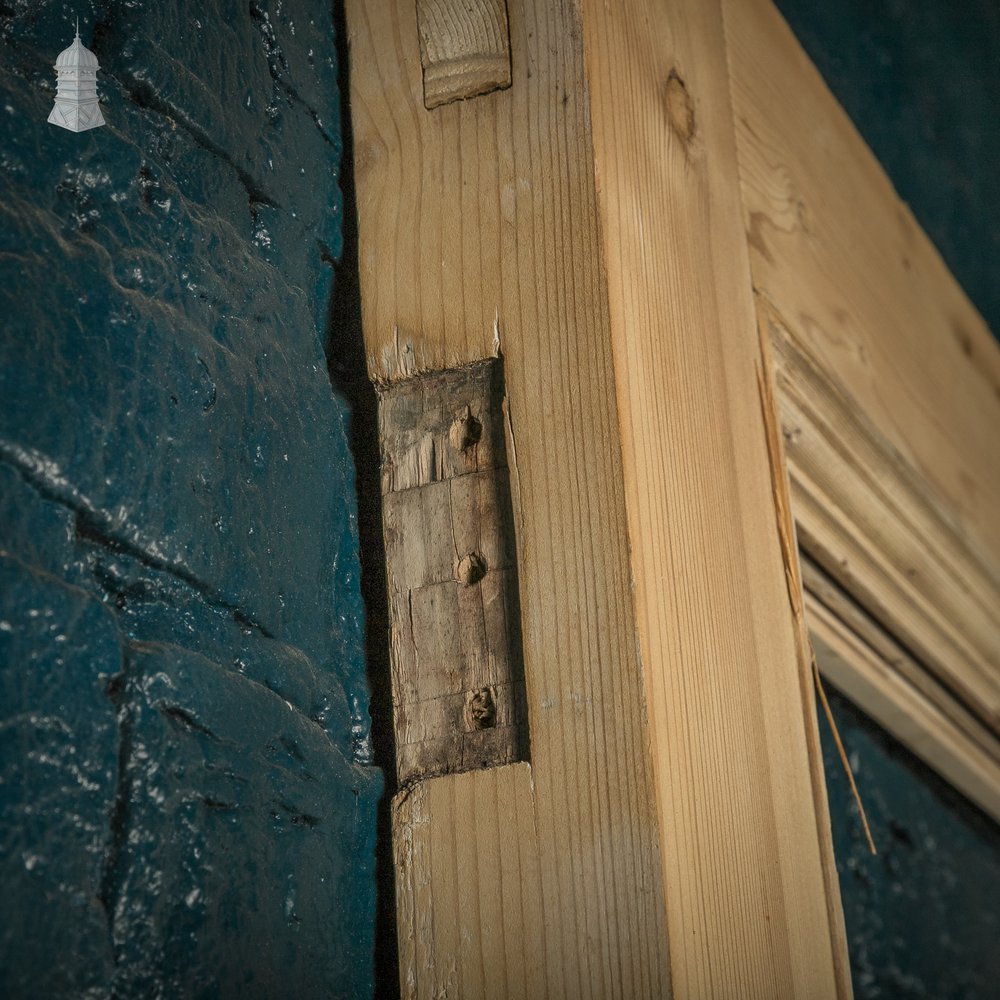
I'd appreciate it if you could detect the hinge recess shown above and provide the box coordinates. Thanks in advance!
[378,359,528,785]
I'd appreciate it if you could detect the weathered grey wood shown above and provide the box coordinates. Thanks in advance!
[379,360,527,785]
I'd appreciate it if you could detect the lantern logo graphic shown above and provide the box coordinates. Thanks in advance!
[48,21,105,132]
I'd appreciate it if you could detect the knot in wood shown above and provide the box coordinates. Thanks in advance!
[456,551,487,586]
[664,69,695,144]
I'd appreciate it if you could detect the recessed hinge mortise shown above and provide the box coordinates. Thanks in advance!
[378,359,529,785]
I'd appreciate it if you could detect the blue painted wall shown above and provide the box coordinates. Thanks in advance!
[819,688,1000,999]
[0,2,381,997]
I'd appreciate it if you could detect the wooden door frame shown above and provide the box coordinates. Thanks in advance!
[725,0,1000,827]
[343,0,1000,996]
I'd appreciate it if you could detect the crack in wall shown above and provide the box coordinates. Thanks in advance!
[0,443,274,639]
[248,1,338,149]
[97,659,135,972]
[107,66,280,215]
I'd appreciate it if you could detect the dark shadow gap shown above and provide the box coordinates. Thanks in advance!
[326,4,400,998]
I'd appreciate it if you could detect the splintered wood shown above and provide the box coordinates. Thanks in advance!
[379,360,527,786]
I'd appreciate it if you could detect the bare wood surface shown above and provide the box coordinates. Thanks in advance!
[346,0,670,994]
[581,0,847,996]
[725,0,1000,579]
[762,303,1000,740]
[416,0,511,109]
[393,765,550,1000]
[808,595,1000,825]
[380,361,527,785]
[803,555,1000,773]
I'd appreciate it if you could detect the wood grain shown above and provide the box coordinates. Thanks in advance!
[804,555,1000,769]
[581,0,847,996]
[809,595,1000,825]
[762,301,1000,740]
[724,0,1000,572]
[346,0,670,994]
[393,765,550,1000]
[803,556,1000,824]
[416,0,511,109]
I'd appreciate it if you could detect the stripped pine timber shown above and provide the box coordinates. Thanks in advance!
[393,764,550,1000]
[724,0,1000,734]
[581,1,847,996]
[345,0,670,994]
[803,556,1000,772]
[725,0,1000,560]
[803,562,1000,824]
[761,302,1000,738]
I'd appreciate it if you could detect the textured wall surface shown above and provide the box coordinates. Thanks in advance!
[820,687,1000,999]
[0,2,380,997]
[775,0,1000,337]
